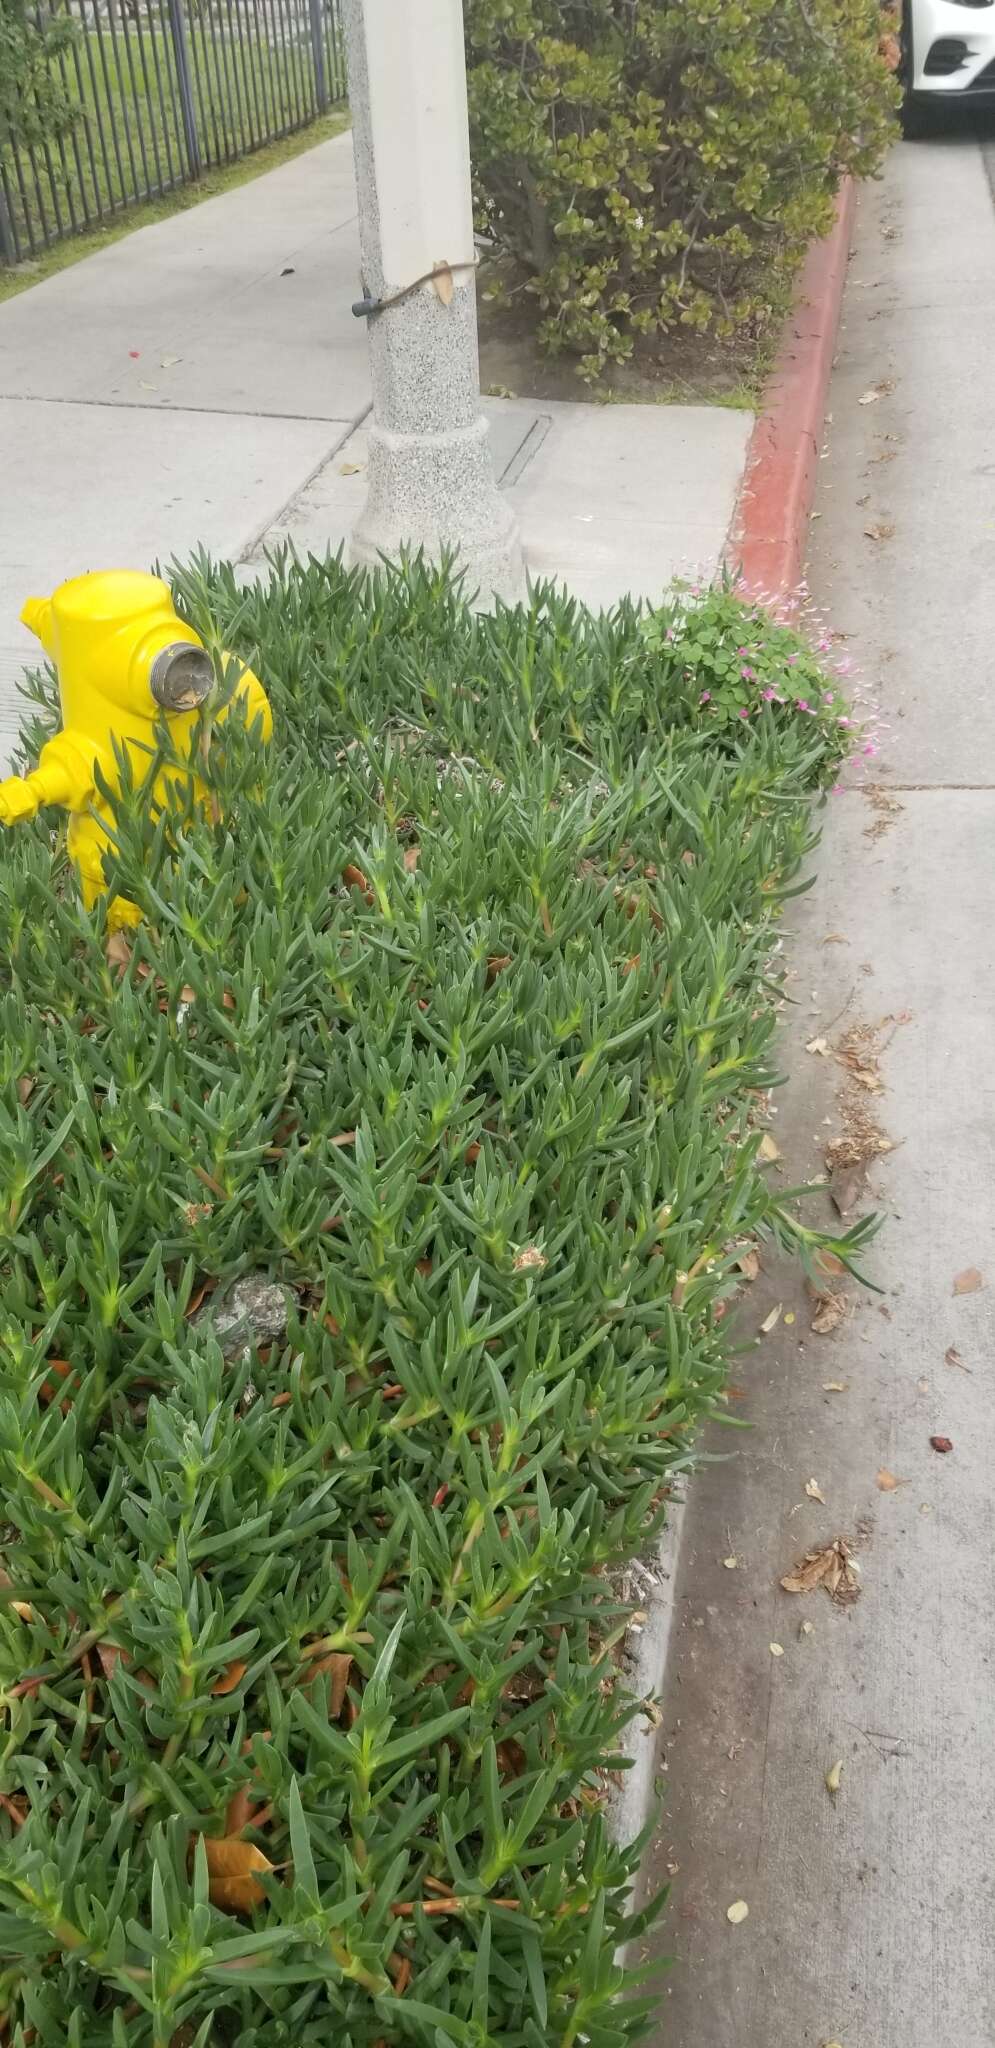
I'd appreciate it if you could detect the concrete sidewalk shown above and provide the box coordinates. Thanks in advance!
[638,133,995,2048]
[0,129,750,764]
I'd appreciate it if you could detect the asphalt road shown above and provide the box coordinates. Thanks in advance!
[638,127,995,2048]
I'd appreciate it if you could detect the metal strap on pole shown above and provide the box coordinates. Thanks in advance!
[166,0,202,180]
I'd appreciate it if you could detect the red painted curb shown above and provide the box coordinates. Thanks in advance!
[728,179,856,598]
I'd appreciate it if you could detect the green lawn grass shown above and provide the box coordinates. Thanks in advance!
[2,10,345,262]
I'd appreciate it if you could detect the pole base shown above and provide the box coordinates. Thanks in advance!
[348,411,525,607]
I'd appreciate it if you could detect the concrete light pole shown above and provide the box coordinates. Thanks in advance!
[341,0,523,603]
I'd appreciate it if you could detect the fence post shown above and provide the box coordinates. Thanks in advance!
[166,0,202,180]
[0,179,17,269]
[308,0,329,111]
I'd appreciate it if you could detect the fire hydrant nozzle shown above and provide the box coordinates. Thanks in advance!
[4,570,271,926]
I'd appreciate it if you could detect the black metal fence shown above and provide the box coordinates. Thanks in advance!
[0,0,347,267]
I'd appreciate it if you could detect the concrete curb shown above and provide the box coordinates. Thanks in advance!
[728,179,857,595]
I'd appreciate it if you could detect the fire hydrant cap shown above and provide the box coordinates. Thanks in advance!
[48,569,171,624]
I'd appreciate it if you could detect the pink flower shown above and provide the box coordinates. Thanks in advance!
[862,743,877,756]
[831,783,844,794]
[838,716,850,727]
[823,692,835,704]
[762,687,777,701]
[786,653,799,665]
[699,690,711,702]
[795,698,810,712]
[737,646,748,656]
[738,707,750,720]
[741,665,756,680]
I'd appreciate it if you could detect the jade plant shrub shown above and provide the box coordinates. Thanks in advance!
[0,556,873,2046]
[464,0,897,379]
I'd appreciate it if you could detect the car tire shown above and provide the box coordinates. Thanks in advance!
[900,90,936,136]
[899,0,935,137]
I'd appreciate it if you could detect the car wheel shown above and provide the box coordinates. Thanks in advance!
[901,90,936,135]
[899,0,935,136]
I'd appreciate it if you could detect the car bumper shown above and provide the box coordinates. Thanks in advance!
[912,0,995,90]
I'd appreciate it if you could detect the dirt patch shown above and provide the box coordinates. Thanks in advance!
[476,255,787,409]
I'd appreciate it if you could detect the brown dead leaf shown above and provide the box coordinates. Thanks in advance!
[806,1036,832,1057]
[876,1468,905,1492]
[486,954,513,985]
[304,1649,352,1718]
[737,1250,760,1283]
[432,260,455,306]
[403,846,420,873]
[952,1268,983,1296]
[16,1075,34,1106]
[781,1537,860,1605]
[105,929,133,973]
[929,1435,953,1454]
[944,1345,972,1373]
[203,1836,274,1914]
[814,1250,847,1283]
[759,1303,783,1335]
[864,522,895,544]
[211,1659,248,1697]
[858,379,895,405]
[338,462,363,476]
[758,1132,781,1164]
[96,1642,128,1681]
[825,1759,843,1798]
[805,1478,826,1504]
[829,1158,868,1216]
[810,1291,849,1336]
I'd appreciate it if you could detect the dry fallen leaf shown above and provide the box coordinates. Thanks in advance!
[339,462,363,475]
[864,522,895,543]
[944,1345,971,1373]
[16,1075,34,1106]
[726,1899,749,1925]
[403,845,420,873]
[823,1380,848,1393]
[211,1660,248,1696]
[432,260,455,306]
[805,1478,826,1504]
[930,1435,953,1454]
[304,1649,352,1718]
[806,1036,832,1057]
[105,929,133,973]
[760,1303,783,1335]
[203,1836,274,1914]
[829,1158,868,1216]
[952,1268,983,1296]
[758,1132,781,1163]
[800,1620,815,1637]
[737,1250,761,1282]
[825,1759,843,1798]
[723,1555,738,1570]
[876,1468,906,1492]
[781,1537,860,1606]
[810,1291,849,1336]
[769,1642,784,1658]
[858,379,894,404]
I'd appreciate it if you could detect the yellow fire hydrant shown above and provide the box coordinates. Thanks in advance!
[0,570,270,927]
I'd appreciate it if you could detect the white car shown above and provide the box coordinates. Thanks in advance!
[900,0,995,131]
